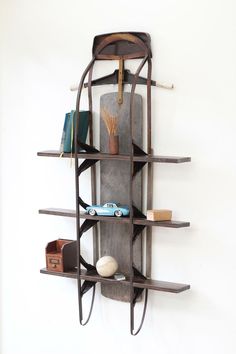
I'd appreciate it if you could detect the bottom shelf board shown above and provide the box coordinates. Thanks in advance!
[40,268,190,293]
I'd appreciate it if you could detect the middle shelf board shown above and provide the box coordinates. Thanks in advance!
[40,268,190,293]
[37,150,191,164]
[39,208,190,228]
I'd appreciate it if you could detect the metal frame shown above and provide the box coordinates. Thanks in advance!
[74,32,153,335]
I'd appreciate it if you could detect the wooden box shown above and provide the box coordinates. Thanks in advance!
[46,239,77,272]
[146,209,172,221]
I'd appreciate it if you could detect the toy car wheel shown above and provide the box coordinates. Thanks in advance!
[89,209,96,216]
[114,210,123,217]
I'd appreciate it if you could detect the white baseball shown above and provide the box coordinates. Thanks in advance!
[96,256,118,277]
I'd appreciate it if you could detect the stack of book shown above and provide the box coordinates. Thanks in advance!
[60,110,89,154]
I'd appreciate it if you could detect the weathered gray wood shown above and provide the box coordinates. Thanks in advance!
[100,92,143,302]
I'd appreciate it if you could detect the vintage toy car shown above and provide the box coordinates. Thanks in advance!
[86,202,129,217]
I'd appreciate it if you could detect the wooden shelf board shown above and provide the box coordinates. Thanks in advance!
[39,208,190,228]
[40,268,190,293]
[37,150,191,163]
[39,208,76,218]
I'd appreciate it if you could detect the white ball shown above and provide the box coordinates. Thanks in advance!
[96,256,118,277]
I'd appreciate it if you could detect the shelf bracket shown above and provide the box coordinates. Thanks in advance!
[78,159,98,176]
[133,225,146,243]
[81,281,96,297]
[133,287,145,305]
[133,161,147,177]
[77,140,100,153]
[133,143,147,156]
[78,196,90,210]
[79,219,99,237]
[132,205,146,219]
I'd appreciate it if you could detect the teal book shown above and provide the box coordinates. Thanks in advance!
[60,110,89,153]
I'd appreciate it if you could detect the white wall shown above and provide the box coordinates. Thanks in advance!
[1,0,236,353]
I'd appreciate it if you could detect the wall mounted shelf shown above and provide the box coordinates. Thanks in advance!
[38,31,191,335]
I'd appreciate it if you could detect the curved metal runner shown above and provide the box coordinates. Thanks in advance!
[74,32,153,335]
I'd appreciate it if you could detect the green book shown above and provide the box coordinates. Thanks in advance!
[59,112,70,153]
[60,110,89,153]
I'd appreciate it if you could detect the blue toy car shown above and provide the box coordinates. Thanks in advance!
[86,202,129,217]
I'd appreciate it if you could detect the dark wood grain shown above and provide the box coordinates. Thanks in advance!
[40,268,190,293]
[93,32,151,60]
[39,208,76,218]
[39,208,190,228]
[37,150,191,163]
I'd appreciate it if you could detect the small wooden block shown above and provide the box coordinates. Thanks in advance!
[146,209,172,221]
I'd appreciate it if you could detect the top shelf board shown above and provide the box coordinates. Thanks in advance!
[37,150,191,164]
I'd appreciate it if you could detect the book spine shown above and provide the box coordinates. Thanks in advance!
[63,111,74,153]
[59,112,70,153]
